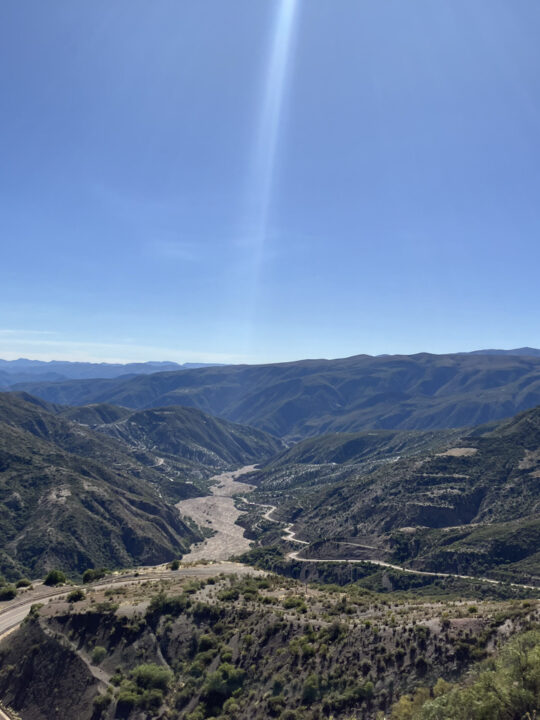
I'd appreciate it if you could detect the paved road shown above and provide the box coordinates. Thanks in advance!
[0,559,263,718]
[244,498,539,591]
[0,561,260,641]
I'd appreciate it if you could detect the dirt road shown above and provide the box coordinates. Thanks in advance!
[177,466,257,561]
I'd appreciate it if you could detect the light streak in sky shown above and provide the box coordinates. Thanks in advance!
[244,0,300,343]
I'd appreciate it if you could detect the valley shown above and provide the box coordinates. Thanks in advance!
[177,467,257,562]
[2,352,540,719]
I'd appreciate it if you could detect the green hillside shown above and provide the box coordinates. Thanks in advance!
[59,403,284,468]
[0,393,204,579]
[0,393,280,580]
[1,568,538,720]
[248,405,540,583]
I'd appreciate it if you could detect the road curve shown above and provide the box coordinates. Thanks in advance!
[0,561,262,639]
[241,497,539,592]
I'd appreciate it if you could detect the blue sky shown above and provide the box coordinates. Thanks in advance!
[1,1,540,363]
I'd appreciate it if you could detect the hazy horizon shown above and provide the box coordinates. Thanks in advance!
[1,345,540,367]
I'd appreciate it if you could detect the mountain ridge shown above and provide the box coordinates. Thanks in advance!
[13,352,540,440]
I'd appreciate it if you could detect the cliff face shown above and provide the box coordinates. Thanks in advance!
[0,618,100,720]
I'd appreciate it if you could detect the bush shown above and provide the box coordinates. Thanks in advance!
[146,591,189,623]
[43,569,66,586]
[140,688,164,710]
[131,663,173,691]
[93,694,111,715]
[116,690,139,717]
[82,568,108,583]
[67,589,85,603]
[0,586,17,601]
[202,663,246,709]
[91,646,107,665]
[302,673,320,704]
[169,559,181,570]
[198,634,217,651]
[15,578,31,588]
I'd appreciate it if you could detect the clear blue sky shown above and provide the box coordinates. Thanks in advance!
[2,1,540,363]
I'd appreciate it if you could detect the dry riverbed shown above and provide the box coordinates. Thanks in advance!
[176,465,256,562]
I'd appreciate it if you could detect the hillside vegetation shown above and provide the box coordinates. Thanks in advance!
[1,568,538,719]
[246,405,540,583]
[14,352,540,440]
[59,403,283,469]
[0,393,280,579]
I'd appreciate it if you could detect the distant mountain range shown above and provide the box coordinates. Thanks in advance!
[0,358,223,387]
[12,352,540,440]
[468,347,540,357]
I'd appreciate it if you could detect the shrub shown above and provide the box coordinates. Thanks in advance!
[91,646,107,665]
[0,586,17,601]
[43,569,66,586]
[169,559,181,570]
[15,578,31,588]
[67,589,85,603]
[267,694,286,716]
[198,634,218,651]
[140,688,164,710]
[302,673,320,704]
[131,663,173,691]
[93,694,111,715]
[116,690,139,717]
[82,568,108,583]
[202,663,246,709]
[146,591,189,623]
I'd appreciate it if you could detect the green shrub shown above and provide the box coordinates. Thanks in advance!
[169,559,181,570]
[146,591,189,623]
[91,646,107,665]
[82,567,108,583]
[43,569,66,586]
[116,690,139,717]
[15,578,31,588]
[67,589,85,603]
[140,687,164,710]
[93,693,111,715]
[131,663,173,691]
[198,633,218,651]
[0,586,17,601]
[202,663,246,709]
[302,673,320,704]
